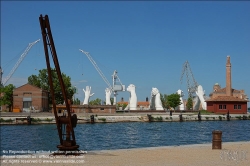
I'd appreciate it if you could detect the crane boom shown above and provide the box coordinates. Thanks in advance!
[180,61,198,98]
[79,49,112,90]
[2,39,40,86]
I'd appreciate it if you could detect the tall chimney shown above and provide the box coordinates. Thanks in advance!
[226,56,232,96]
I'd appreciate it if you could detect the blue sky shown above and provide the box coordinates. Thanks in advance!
[1,1,250,104]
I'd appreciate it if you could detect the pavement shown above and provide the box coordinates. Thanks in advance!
[1,141,249,166]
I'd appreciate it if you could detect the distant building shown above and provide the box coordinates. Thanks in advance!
[13,83,49,112]
[206,56,248,114]
[117,97,150,110]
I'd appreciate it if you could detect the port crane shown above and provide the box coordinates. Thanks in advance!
[1,39,40,86]
[79,49,125,105]
[180,61,199,99]
[180,61,208,110]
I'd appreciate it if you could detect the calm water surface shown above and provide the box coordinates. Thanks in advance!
[1,121,249,155]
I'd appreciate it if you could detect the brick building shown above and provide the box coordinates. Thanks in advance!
[13,83,49,112]
[206,56,248,114]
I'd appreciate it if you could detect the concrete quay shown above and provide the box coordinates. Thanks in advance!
[0,112,249,125]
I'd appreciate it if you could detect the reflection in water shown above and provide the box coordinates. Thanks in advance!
[1,121,249,155]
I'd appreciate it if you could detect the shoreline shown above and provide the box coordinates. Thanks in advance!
[1,112,250,125]
[1,141,249,166]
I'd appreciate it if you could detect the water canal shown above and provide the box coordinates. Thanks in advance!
[1,120,249,155]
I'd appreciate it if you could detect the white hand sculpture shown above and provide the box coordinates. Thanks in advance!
[83,86,94,105]
[126,84,137,110]
[105,88,112,105]
[195,85,207,110]
[177,89,184,110]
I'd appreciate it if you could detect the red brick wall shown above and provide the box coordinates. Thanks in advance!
[13,84,49,112]
[55,105,116,114]
[207,101,247,114]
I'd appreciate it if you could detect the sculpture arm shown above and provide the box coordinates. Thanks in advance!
[83,86,94,105]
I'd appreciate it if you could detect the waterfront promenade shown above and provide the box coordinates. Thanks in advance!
[1,141,249,166]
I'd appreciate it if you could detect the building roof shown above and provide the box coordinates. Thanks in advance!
[117,101,149,106]
[14,83,47,92]
[214,87,241,93]
[205,96,248,102]
[138,101,150,106]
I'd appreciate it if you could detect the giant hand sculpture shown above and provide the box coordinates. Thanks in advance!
[177,89,185,110]
[151,87,164,110]
[196,85,207,110]
[125,84,137,110]
[105,88,112,105]
[193,96,201,111]
[83,86,94,105]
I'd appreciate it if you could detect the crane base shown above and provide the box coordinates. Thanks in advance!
[57,145,79,151]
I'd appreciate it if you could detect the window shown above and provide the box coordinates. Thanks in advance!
[219,105,226,109]
[23,101,32,108]
[234,105,242,110]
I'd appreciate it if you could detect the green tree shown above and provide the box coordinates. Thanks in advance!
[122,103,127,110]
[186,97,193,110]
[73,98,81,105]
[0,84,15,112]
[28,68,74,104]
[166,93,181,110]
[110,97,114,105]
[89,98,102,105]
[160,93,169,109]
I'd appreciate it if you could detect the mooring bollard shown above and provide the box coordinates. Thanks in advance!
[147,114,152,122]
[227,111,230,121]
[212,130,222,149]
[198,111,201,121]
[170,110,172,116]
[27,116,31,125]
[90,115,95,123]
[179,114,183,122]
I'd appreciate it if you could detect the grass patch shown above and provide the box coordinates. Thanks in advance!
[153,116,163,121]
[236,116,242,120]
[32,118,42,122]
[0,118,14,123]
[98,118,106,122]
[44,118,53,122]
[200,110,214,115]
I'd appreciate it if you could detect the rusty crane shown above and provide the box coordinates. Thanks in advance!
[39,14,79,152]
